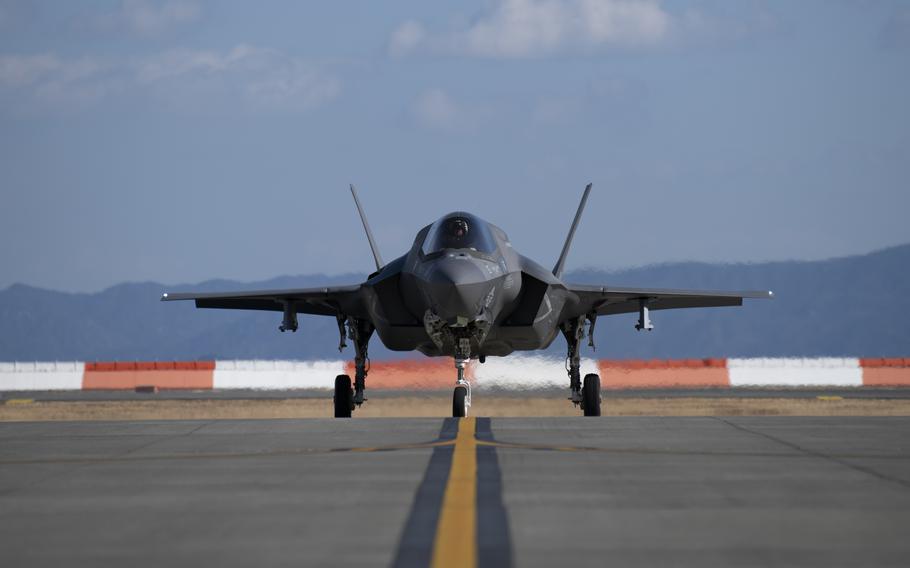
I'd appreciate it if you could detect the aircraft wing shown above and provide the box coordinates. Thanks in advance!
[161,284,364,317]
[568,284,773,316]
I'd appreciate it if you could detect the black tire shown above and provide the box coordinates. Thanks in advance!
[582,373,601,417]
[334,374,353,418]
[453,386,467,418]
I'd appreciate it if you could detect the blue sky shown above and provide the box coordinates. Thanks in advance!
[1,0,908,292]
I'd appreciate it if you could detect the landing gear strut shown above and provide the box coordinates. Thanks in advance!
[349,318,374,407]
[562,315,601,417]
[452,338,472,417]
[333,317,374,418]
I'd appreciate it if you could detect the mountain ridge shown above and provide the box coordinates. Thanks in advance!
[1,245,907,361]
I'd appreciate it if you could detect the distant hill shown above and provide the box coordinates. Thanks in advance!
[1,245,908,361]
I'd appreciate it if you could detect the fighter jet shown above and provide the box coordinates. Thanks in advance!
[162,184,772,417]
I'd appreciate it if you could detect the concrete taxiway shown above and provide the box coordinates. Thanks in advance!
[1,417,909,567]
[5,387,910,402]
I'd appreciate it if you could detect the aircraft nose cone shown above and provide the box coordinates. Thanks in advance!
[429,257,487,286]
[421,257,493,325]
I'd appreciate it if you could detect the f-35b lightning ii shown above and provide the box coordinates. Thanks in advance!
[162,184,772,417]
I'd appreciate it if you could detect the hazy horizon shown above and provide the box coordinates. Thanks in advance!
[4,240,906,295]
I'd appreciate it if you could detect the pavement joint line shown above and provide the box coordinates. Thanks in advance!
[714,417,910,491]
[0,439,458,466]
[110,420,216,460]
[2,443,907,467]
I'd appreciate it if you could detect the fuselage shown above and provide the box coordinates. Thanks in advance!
[361,212,576,358]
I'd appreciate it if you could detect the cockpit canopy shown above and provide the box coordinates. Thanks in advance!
[421,212,498,255]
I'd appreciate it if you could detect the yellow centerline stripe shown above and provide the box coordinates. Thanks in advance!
[431,417,478,568]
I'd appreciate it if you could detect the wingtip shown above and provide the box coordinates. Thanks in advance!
[160,293,169,301]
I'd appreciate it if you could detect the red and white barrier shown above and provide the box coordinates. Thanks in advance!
[1,357,909,391]
[598,358,728,389]
[83,361,214,390]
[0,362,84,391]
[472,355,599,390]
[214,360,345,389]
[860,358,910,386]
[728,358,863,387]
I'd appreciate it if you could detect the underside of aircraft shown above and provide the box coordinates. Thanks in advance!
[162,184,772,417]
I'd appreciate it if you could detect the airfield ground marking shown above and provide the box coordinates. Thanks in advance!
[431,417,478,568]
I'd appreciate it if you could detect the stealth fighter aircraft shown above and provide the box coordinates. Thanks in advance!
[162,185,772,417]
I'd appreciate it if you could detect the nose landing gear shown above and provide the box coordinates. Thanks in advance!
[452,338,472,417]
[452,355,472,417]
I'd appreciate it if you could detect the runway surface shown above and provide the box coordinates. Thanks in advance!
[5,387,910,402]
[2,417,909,567]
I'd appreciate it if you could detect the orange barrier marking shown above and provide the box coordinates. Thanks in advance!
[598,359,729,389]
[83,361,215,390]
[862,368,910,387]
[860,358,909,368]
[343,359,467,390]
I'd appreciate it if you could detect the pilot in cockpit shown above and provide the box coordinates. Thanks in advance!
[448,218,469,240]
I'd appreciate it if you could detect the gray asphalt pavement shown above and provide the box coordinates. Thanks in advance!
[1,417,909,567]
[4,387,910,402]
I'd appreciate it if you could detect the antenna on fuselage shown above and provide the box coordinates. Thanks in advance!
[349,184,384,272]
[552,183,592,280]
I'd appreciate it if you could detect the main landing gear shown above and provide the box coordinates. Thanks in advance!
[334,374,353,418]
[333,317,374,418]
[562,315,602,417]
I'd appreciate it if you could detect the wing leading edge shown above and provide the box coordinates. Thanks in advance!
[568,284,773,317]
[161,284,364,317]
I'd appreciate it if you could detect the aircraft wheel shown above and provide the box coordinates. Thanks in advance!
[453,385,468,418]
[582,373,601,417]
[334,374,353,418]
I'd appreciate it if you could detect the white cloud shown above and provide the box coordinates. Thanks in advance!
[412,88,459,130]
[136,45,340,111]
[0,54,61,87]
[0,54,119,106]
[92,0,201,36]
[0,46,340,113]
[393,0,671,58]
[411,88,480,132]
[389,20,426,56]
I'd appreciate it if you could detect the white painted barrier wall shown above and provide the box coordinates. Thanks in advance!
[728,358,862,387]
[0,361,85,391]
[213,360,345,390]
[472,355,599,390]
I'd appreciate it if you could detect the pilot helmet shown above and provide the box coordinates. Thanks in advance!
[448,218,469,238]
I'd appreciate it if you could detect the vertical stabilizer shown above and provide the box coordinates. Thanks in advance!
[552,183,592,279]
[350,184,384,272]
